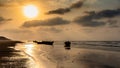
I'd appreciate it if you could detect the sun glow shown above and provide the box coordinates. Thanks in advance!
[25,43,34,53]
[23,5,39,18]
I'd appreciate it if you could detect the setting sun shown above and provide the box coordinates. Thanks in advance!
[23,5,39,18]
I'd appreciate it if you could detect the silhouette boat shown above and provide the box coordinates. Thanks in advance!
[33,41,54,45]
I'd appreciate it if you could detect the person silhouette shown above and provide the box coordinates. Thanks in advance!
[64,41,71,50]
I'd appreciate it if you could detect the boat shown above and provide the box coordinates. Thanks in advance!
[33,41,54,45]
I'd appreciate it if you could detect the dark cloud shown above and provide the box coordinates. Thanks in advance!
[46,8,71,15]
[47,1,85,15]
[70,1,84,9]
[85,9,120,19]
[22,17,70,27]
[74,9,120,27]
[0,16,12,24]
[74,18,106,27]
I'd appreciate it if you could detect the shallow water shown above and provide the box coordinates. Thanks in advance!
[0,41,120,68]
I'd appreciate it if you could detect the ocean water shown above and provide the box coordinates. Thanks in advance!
[71,41,120,51]
[54,41,120,51]
[0,41,120,68]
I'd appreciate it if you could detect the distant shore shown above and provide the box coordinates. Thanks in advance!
[0,40,23,51]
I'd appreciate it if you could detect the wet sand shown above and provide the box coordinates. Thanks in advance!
[16,43,120,68]
[0,41,35,68]
[0,41,120,68]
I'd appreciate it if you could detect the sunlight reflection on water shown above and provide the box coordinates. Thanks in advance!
[16,42,46,68]
[15,42,39,68]
[14,42,120,68]
[25,43,34,53]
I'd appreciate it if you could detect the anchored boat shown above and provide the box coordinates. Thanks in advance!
[33,41,54,45]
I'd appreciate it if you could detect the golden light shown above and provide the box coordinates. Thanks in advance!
[25,43,34,53]
[23,5,39,18]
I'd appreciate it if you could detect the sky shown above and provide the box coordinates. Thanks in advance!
[0,0,120,41]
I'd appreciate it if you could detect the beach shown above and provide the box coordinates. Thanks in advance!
[0,0,120,68]
[0,41,120,68]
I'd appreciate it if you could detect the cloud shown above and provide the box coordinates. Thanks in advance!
[0,29,32,34]
[38,27,62,33]
[0,28,33,40]
[0,16,12,24]
[107,20,119,28]
[70,1,84,9]
[47,1,85,15]
[0,3,17,7]
[74,18,106,27]
[0,0,19,7]
[74,9,120,27]
[22,17,70,27]
[85,9,120,19]
[46,8,71,15]
[0,0,36,7]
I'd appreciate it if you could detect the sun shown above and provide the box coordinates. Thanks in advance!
[23,5,39,18]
